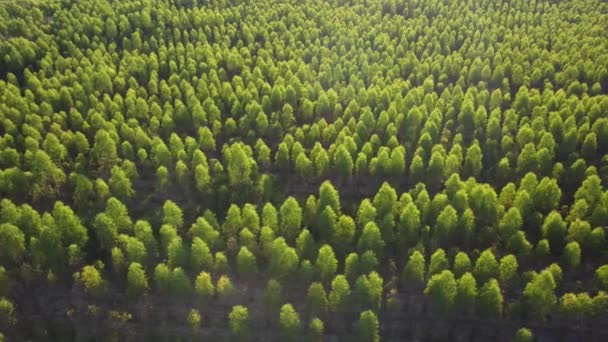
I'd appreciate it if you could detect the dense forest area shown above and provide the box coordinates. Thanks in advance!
[1,0,608,340]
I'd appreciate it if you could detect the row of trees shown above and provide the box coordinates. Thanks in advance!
[2,169,608,336]
[227,304,378,342]
[3,170,606,266]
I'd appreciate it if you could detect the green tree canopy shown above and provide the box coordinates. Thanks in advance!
[477,278,503,318]
[280,197,303,243]
[307,282,329,316]
[474,249,499,284]
[455,272,477,315]
[429,248,450,277]
[329,275,351,313]
[524,270,557,320]
[127,262,148,297]
[356,310,380,342]
[402,251,426,286]
[229,305,250,336]
[0,223,25,265]
[316,244,338,284]
[279,303,301,339]
[236,246,257,281]
[424,270,457,314]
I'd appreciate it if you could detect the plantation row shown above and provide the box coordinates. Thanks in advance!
[1,0,608,340]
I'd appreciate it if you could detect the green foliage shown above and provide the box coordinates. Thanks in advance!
[563,242,581,269]
[318,181,341,215]
[453,252,472,278]
[429,248,450,277]
[217,275,236,302]
[455,272,477,315]
[596,265,608,291]
[307,282,328,316]
[269,239,299,279]
[229,305,250,336]
[359,251,379,275]
[559,292,594,318]
[92,130,119,174]
[167,237,188,268]
[329,275,351,313]
[154,263,171,294]
[425,270,457,314]
[163,200,184,231]
[78,265,105,296]
[345,253,360,282]
[309,317,324,342]
[109,166,134,200]
[373,182,397,218]
[499,255,519,285]
[0,0,606,337]
[194,272,215,303]
[104,198,132,234]
[0,298,16,326]
[280,197,302,243]
[190,238,213,273]
[546,263,563,288]
[403,251,426,286]
[357,222,385,257]
[333,215,356,255]
[542,211,567,254]
[316,244,338,284]
[398,202,420,247]
[508,231,533,260]
[0,223,25,264]
[187,309,201,331]
[236,247,257,281]
[356,310,380,342]
[296,229,316,261]
[126,262,148,297]
[474,249,499,284]
[499,207,523,240]
[434,205,458,245]
[53,201,88,247]
[354,271,384,311]
[279,303,301,339]
[534,178,562,214]
[334,146,353,178]
[190,217,220,250]
[513,328,534,342]
[317,206,337,242]
[478,279,503,318]
[261,279,283,313]
[170,267,191,298]
[524,270,557,321]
